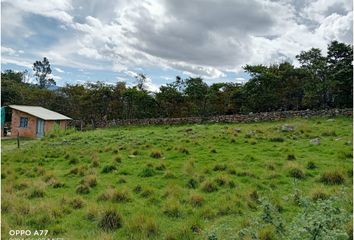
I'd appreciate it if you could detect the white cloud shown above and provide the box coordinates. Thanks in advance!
[1,0,353,83]
[54,67,65,73]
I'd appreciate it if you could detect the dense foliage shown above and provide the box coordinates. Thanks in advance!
[1,41,352,125]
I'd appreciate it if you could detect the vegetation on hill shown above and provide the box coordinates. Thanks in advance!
[1,116,352,239]
[1,41,352,126]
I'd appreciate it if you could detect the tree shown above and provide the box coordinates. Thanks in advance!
[296,48,328,108]
[134,73,147,91]
[33,57,56,88]
[326,41,353,107]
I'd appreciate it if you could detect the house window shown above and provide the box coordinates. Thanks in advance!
[55,120,61,126]
[19,117,28,128]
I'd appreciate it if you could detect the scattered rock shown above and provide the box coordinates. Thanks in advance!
[310,138,320,145]
[281,124,294,132]
[234,128,242,133]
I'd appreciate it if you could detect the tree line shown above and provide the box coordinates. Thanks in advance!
[1,41,352,125]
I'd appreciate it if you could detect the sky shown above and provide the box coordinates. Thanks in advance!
[1,0,353,91]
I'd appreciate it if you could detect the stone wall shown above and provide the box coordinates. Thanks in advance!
[69,108,352,128]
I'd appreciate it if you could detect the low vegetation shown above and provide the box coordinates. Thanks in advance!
[1,116,352,239]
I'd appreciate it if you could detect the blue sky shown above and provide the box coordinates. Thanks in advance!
[1,0,352,91]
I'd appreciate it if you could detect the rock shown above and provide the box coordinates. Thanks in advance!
[327,119,335,122]
[281,124,294,132]
[234,128,242,133]
[310,138,320,145]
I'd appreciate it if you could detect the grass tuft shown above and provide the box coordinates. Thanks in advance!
[320,170,345,185]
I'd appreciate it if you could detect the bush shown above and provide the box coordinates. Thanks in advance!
[201,180,218,193]
[98,209,122,231]
[288,167,305,179]
[150,151,163,159]
[76,184,90,194]
[320,171,345,185]
[126,215,159,238]
[101,165,117,173]
[287,154,296,160]
[138,167,156,177]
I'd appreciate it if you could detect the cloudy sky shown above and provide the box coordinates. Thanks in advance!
[1,0,352,91]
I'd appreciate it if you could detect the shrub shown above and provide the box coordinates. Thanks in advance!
[306,161,317,169]
[288,167,305,179]
[76,184,90,194]
[201,180,218,193]
[287,154,296,160]
[101,165,117,174]
[138,167,156,177]
[98,209,122,231]
[150,151,162,159]
[320,171,345,185]
[190,193,204,207]
[210,149,217,153]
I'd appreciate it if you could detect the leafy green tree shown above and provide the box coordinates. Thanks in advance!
[33,57,56,88]
[296,48,329,108]
[326,41,353,108]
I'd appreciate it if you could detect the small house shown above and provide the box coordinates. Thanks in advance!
[8,105,72,138]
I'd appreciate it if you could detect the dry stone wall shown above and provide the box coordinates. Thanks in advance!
[70,109,352,128]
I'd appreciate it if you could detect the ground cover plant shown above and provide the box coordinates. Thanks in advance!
[1,116,352,239]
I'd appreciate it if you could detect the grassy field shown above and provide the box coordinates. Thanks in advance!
[1,116,353,239]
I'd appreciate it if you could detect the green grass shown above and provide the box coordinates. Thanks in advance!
[1,116,353,239]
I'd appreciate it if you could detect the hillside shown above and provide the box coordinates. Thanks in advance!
[1,116,353,239]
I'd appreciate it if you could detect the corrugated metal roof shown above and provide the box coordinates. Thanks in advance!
[9,105,72,120]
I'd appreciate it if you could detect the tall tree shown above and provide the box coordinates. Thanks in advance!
[296,48,328,108]
[326,41,353,107]
[33,57,56,88]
